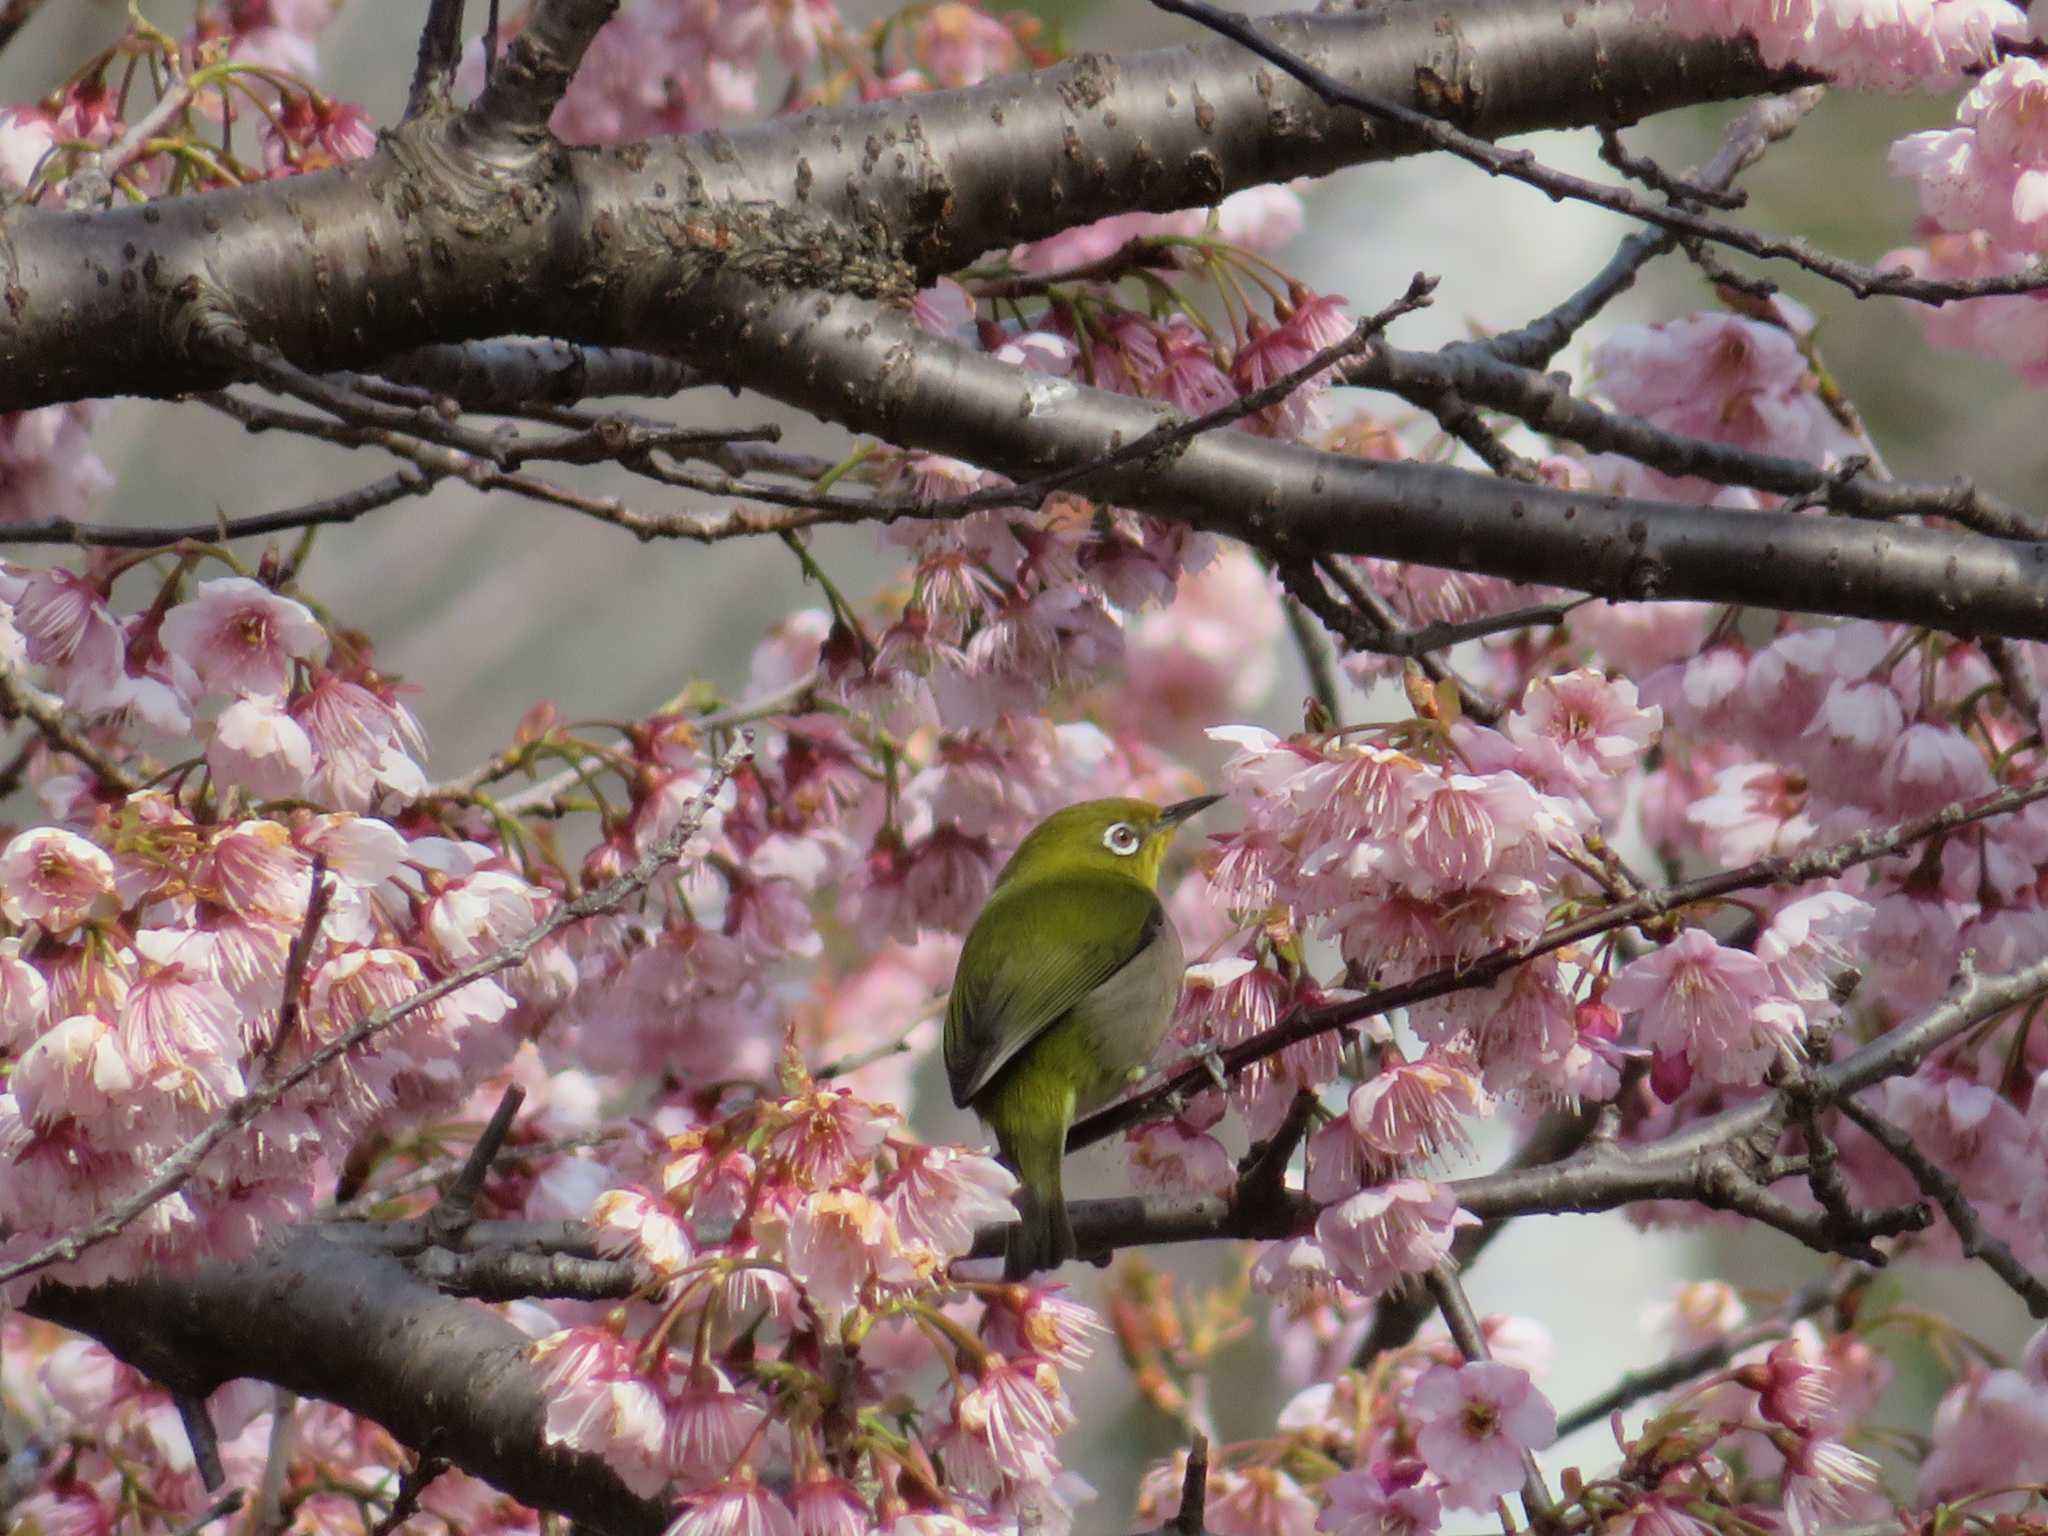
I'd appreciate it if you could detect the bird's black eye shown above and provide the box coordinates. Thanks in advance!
[1103,822,1141,856]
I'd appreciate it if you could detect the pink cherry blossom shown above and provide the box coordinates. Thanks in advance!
[1883,231,2048,383]
[292,674,429,811]
[1920,1355,2048,1506]
[1506,668,1662,784]
[421,868,550,969]
[590,1186,694,1283]
[1590,313,1856,483]
[1893,60,2048,253]
[0,103,56,192]
[1877,721,1995,817]
[790,1471,870,1536]
[1318,1461,1442,1536]
[206,694,316,800]
[1605,927,1807,1084]
[1119,548,1281,742]
[1755,892,1872,1013]
[1778,1432,1882,1532]
[912,2,1024,88]
[0,827,116,932]
[664,1364,768,1486]
[666,1472,797,1536]
[1636,0,2025,91]
[1346,1056,1483,1172]
[1214,184,1306,250]
[1650,1279,1749,1350]
[530,1325,670,1497]
[950,1356,1072,1487]
[1407,1360,1556,1509]
[1313,1179,1477,1297]
[880,1144,1019,1261]
[1126,1120,1236,1195]
[1399,768,1544,895]
[784,1188,904,1315]
[979,1285,1107,1371]
[1208,1466,1319,1536]
[158,577,324,701]
[773,1086,894,1188]
[1740,1338,1838,1436]
[1149,318,1238,416]
[0,405,113,525]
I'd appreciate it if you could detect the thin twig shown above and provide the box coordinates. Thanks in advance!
[408,0,470,118]
[328,1127,626,1218]
[0,655,143,795]
[1172,1434,1210,1536]
[0,470,433,549]
[247,1390,297,1536]
[1835,1095,2048,1318]
[0,0,50,57]
[174,1391,226,1491]
[261,857,331,1074]
[168,1490,244,1536]
[369,1453,451,1536]
[433,1084,526,1232]
[1425,1263,1558,1528]
[1554,1273,1849,1436]
[1286,556,1504,724]
[1151,0,2043,304]
[1281,593,1342,725]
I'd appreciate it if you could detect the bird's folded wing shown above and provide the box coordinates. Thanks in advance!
[943,874,1164,1108]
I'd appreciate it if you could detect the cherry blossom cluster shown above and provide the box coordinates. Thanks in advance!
[1635,0,2025,92]
[1121,1307,1557,1533]
[0,564,564,1290]
[0,1,364,208]
[529,1077,1106,1534]
[1888,51,2048,381]
[0,3,366,531]
[1554,1279,1895,1531]
[1637,0,2048,381]
[471,0,1047,144]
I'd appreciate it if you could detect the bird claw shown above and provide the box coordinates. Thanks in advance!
[1194,1042,1230,1094]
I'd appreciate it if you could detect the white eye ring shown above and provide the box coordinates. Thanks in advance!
[1103,822,1141,856]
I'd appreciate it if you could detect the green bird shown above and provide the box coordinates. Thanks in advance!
[945,794,1221,1280]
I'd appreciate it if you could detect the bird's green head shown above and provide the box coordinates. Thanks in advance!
[996,794,1224,890]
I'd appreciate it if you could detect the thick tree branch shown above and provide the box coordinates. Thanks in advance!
[665,292,2048,638]
[376,339,698,410]
[27,1229,665,1536]
[0,0,1792,410]
[1346,342,2039,539]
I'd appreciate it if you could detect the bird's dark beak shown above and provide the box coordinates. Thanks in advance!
[1159,792,1224,826]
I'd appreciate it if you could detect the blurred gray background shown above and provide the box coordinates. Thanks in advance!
[5,0,2040,1513]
